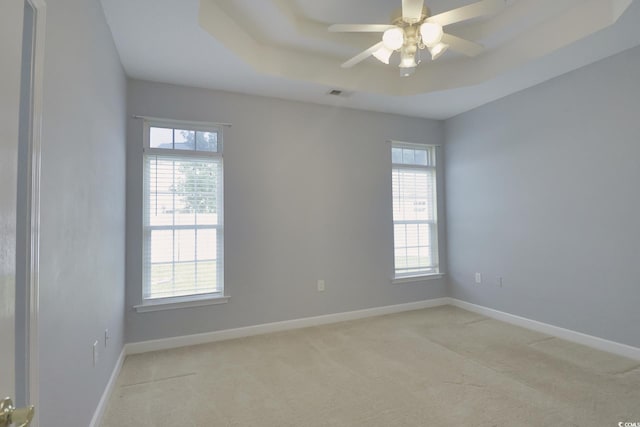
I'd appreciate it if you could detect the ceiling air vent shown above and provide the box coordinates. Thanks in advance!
[326,89,351,98]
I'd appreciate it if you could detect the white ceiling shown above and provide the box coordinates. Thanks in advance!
[100,0,640,119]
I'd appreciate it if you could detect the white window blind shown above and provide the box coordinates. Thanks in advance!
[391,143,439,278]
[143,124,223,301]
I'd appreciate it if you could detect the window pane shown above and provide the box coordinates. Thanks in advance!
[419,246,431,267]
[150,127,173,149]
[391,147,403,163]
[407,248,420,268]
[144,150,223,299]
[174,129,195,151]
[173,262,196,295]
[196,131,218,152]
[149,263,173,298]
[392,169,435,222]
[393,145,435,166]
[148,193,174,226]
[197,229,216,260]
[175,229,196,262]
[147,158,175,226]
[146,157,221,226]
[395,252,407,269]
[402,149,415,164]
[414,149,427,166]
[406,224,419,247]
[149,126,218,153]
[196,261,217,291]
[391,143,438,276]
[394,224,406,248]
[150,230,173,263]
[419,223,429,242]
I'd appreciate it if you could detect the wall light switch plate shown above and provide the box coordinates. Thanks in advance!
[317,280,325,292]
[475,273,482,284]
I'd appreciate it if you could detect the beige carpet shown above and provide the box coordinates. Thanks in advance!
[101,306,640,426]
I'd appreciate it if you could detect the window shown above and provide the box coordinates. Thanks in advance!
[391,142,439,279]
[142,121,223,303]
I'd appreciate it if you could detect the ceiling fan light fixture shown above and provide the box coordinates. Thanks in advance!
[372,46,394,64]
[399,66,416,77]
[329,0,502,73]
[399,49,417,68]
[429,42,449,60]
[420,22,444,47]
[382,27,404,50]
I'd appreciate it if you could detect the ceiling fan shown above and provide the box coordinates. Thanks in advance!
[328,0,506,76]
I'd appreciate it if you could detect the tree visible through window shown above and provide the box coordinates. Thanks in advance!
[174,160,218,214]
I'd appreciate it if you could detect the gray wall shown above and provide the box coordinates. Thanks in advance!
[126,80,447,343]
[38,0,126,425]
[445,45,640,348]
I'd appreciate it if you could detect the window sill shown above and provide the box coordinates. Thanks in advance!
[134,294,230,313]
[392,273,444,285]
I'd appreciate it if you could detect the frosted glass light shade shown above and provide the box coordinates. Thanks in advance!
[420,22,444,47]
[382,27,404,50]
[399,51,417,68]
[372,46,393,64]
[429,42,449,60]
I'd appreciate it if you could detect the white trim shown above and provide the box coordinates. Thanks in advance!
[392,164,436,170]
[143,147,222,159]
[89,348,126,427]
[24,1,45,424]
[386,140,441,147]
[133,115,232,128]
[134,295,230,313]
[392,273,444,284]
[126,298,450,354]
[126,298,640,360]
[448,298,640,361]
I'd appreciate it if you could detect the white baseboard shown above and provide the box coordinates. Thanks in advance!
[89,348,126,427]
[448,298,640,361]
[125,297,450,355]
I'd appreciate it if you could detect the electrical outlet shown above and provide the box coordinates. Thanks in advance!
[498,277,503,288]
[475,273,482,284]
[317,280,325,292]
[104,329,110,347]
[93,340,99,366]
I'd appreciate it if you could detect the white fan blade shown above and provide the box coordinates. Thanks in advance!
[402,0,425,23]
[341,42,384,68]
[441,33,484,57]
[426,0,506,27]
[329,24,395,33]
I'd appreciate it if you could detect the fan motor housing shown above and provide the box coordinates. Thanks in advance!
[391,6,430,26]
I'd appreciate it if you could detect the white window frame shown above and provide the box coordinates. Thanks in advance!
[137,119,227,311]
[391,141,442,283]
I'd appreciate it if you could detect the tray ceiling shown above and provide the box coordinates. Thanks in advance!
[101,0,640,118]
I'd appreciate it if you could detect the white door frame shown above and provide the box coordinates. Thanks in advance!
[19,0,46,425]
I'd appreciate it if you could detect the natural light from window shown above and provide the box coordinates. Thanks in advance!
[143,124,224,302]
[391,142,439,279]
